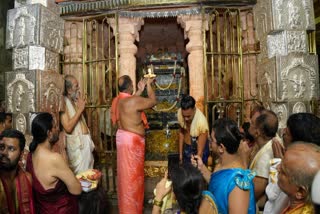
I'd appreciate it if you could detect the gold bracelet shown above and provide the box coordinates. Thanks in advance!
[153,198,163,207]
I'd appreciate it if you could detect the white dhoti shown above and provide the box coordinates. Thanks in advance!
[65,134,95,174]
[64,97,95,174]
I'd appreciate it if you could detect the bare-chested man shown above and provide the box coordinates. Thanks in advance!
[111,75,156,214]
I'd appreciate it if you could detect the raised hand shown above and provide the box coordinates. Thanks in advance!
[272,137,285,159]
[154,171,172,201]
[76,91,87,113]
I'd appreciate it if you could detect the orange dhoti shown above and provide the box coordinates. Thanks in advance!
[116,129,145,214]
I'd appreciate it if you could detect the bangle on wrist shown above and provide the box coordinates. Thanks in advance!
[153,198,163,207]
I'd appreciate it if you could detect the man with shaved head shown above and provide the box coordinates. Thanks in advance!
[111,75,157,214]
[277,143,320,213]
[248,109,279,209]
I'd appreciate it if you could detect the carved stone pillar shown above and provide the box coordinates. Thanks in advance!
[254,0,318,126]
[108,17,144,88]
[5,0,64,163]
[178,15,207,112]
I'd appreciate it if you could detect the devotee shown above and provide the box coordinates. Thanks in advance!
[248,108,278,209]
[177,95,209,164]
[26,112,81,213]
[273,112,320,157]
[111,75,156,214]
[312,170,320,213]
[0,129,35,214]
[60,74,95,174]
[152,164,218,214]
[264,112,320,214]
[193,118,256,214]
[0,112,12,134]
[277,143,320,213]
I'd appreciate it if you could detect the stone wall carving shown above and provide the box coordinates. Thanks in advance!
[254,0,316,33]
[7,4,64,53]
[13,46,59,71]
[258,54,318,102]
[6,70,64,114]
[267,31,307,58]
[271,103,288,129]
[6,72,35,113]
[279,55,318,101]
[14,113,28,134]
[38,70,64,113]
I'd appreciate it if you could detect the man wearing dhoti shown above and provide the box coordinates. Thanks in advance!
[111,75,156,214]
[177,95,209,165]
[60,75,94,174]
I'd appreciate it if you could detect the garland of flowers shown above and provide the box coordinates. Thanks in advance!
[152,67,185,112]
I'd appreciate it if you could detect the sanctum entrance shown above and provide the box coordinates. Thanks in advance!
[61,6,263,199]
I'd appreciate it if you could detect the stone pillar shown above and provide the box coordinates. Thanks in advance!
[254,0,318,128]
[108,17,144,88]
[6,0,64,163]
[178,15,207,112]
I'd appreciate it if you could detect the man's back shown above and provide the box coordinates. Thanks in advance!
[118,95,151,136]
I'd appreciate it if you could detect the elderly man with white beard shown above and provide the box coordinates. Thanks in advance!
[60,74,95,174]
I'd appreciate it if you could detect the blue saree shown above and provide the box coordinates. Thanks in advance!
[208,168,256,214]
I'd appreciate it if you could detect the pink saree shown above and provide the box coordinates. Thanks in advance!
[116,129,145,214]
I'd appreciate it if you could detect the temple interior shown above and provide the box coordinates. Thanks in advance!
[0,0,320,212]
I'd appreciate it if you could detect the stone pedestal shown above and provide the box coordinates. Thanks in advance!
[178,15,207,112]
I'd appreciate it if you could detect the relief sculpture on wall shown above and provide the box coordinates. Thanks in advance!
[43,83,61,114]
[7,73,35,113]
[280,57,318,101]
[273,104,287,128]
[7,7,37,49]
[292,102,307,113]
[15,113,27,134]
[40,9,64,53]
[13,48,28,70]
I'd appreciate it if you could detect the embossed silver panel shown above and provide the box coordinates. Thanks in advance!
[6,70,64,114]
[13,113,30,134]
[288,101,311,114]
[257,58,277,102]
[270,103,288,129]
[37,70,64,113]
[15,0,27,8]
[267,31,308,58]
[6,72,36,114]
[6,4,64,53]
[258,54,319,102]
[13,46,59,71]
[254,0,315,35]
